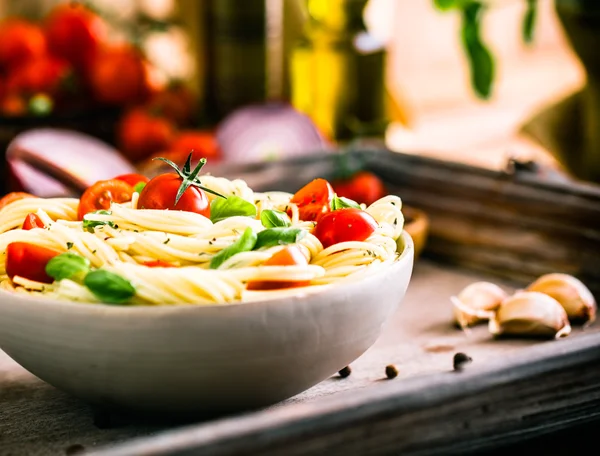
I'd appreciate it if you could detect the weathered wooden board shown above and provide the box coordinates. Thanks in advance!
[2,150,600,455]
[1,260,599,456]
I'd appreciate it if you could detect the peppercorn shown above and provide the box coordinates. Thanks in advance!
[453,352,472,371]
[385,364,398,379]
[338,366,352,378]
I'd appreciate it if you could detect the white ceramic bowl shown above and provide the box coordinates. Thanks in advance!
[0,232,414,415]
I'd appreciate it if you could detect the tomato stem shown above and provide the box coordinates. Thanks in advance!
[153,153,227,204]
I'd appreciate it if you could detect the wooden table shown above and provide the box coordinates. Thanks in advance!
[1,259,598,455]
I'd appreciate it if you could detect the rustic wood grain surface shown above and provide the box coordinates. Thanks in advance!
[1,259,597,455]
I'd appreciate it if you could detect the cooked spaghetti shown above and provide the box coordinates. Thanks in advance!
[0,164,404,306]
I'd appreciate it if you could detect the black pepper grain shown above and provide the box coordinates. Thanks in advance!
[385,364,398,379]
[453,352,472,371]
[338,366,352,378]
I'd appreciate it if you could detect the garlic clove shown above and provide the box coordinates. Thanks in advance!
[489,291,571,339]
[452,281,508,327]
[526,273,596,323]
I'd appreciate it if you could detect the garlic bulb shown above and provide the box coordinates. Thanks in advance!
[526,273,596,323]
[451,281,508,327]
[489,291,571,339]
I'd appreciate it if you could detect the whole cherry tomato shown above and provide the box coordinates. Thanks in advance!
[247,246,310,291]
[22,213,45,230]
[44,2,106,71]
[117,108,175,162]
[89,46,149,105]
[0,192,35,210]
[137,173,210,217]
[6,242,60,283]
[0,19,46,70]
[314,208,378,248]
[78,179,134,220]
[114,173,150,188]
[290,178,334,222]
[146,83,197,127]
[5,55,72,97]
[170,130,220,161]
[331,171,386,206]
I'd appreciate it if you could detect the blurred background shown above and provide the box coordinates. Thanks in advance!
[0,0,591,196]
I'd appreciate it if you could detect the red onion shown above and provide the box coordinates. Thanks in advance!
[6,128,136,197]
[215,103,332,164]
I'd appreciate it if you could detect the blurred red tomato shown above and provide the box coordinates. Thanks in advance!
[169,130,220,161]
[331,171,386,206]
[44,3,106,72]
[89,46,149,105]
[118,108,176,162]
[5,55,72,97]
[0,19,46,70]
[146,83,197,127]
[0,93,27,117]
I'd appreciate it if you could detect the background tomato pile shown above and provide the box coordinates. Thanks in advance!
[0,2,220,167]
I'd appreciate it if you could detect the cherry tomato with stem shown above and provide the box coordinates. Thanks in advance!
[138,154,224,217]
[247,246,310,291]
[314,208,378,248]
[78,179,134,220]
[290,178,334,222]
[6,242,60,284]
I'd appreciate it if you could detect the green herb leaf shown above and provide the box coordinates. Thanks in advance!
[83,270,135,304]
[210,195,257,223]
[433,0,467,11]
[260,209,291,228]
[254,228,306,250]
[522,0,537,44]
[82,210,115,232]
[331,195,361,210]
[133,182,146,193]
[461,2,495,99]
[46,253,91,281]
[209,227,257,269]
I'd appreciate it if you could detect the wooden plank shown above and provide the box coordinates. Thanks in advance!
[2,260,599,455]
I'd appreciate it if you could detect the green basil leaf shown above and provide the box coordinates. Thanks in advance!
[460,2,495,99]
[133,182,146,193]
[83,270,135,304]
[45,253,91,281]
[210,195,257,223]
[260,209,291,228]
[522,0,537,44]
[82,210,115,232]
[254,228,306,250]
[209,227,257,269]
[331,195,361,211]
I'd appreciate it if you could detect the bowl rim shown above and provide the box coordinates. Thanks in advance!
[0,231,414,313]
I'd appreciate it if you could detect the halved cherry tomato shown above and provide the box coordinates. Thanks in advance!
[22,213,45,230]
[290,178,334,222]
[114,173,150,188]
[314,208,378,248]
[247,246,310,291]
[6,242,60,284]
[0,192,35,211]
[137,173,210,217]
[143,260,175,268]
[78,179,134,220]
[331,171,386,206]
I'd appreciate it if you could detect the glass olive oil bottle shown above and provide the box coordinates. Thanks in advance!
[290,0,388,141]
[178,0,306,125]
